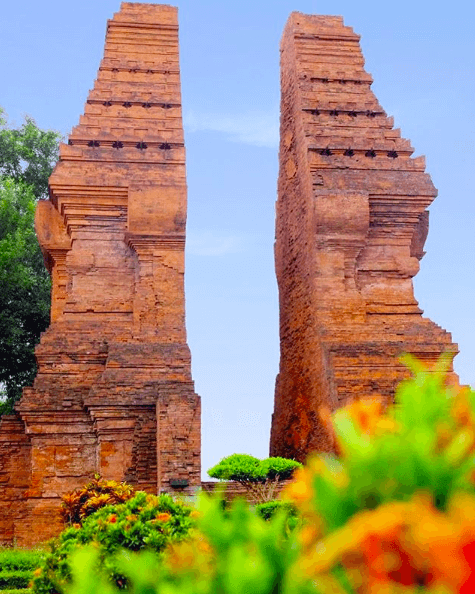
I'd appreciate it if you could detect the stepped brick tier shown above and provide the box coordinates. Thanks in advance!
[270,13,459,462]
[0,3,200,546]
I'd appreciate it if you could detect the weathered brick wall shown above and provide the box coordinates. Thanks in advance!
[270,13,459,461]
[0,416,31,544]
[201,479,292,506]
[0,3,200,547]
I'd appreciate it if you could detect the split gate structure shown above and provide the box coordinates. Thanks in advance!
[0,6,462,546]
[270,13,459,461]
[0,3,200,546]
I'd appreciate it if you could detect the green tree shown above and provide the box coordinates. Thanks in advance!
[208,454,302,503]
[0,108,60,413]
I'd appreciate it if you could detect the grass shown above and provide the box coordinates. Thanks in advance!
[0,549,45,594]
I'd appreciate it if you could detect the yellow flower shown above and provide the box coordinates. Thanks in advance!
[374,417,400,436]
[444,428,475,466]
[281,466,313,504]
[33,568,42,577]
[435,421,454,452]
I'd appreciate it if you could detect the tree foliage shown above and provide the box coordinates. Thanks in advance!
[208,453,302,503]
[0,108,59,199]
[0,107,60,413]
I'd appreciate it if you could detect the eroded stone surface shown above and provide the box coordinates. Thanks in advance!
[270,13,459,461]
[0,2,200,546]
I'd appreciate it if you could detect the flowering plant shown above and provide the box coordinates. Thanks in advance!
[60,475,135,526]
[32,492,195,594]
[282,354,475,592]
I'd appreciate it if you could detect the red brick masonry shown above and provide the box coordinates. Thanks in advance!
[0,3,200,547]
[270,13,459,461]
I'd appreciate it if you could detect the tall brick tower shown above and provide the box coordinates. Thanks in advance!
[0,3,200,546]
[270,13,458,461]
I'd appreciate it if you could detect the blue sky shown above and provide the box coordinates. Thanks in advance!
[1,1,474,478]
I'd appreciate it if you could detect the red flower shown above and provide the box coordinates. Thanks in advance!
[460,540,475,593]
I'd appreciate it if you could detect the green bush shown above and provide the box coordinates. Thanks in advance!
[32,492,195,594]
[0,570,31,589]
[255,500,298,521]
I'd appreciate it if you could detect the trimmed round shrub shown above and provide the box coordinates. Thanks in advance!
[208,453,264,482]
[260,457,302,480]
[208,454,302,503]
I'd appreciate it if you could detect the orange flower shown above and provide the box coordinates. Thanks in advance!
[318,405,340,454]
[451,387,474,428]
[344,397,386,436]
[301,491,475,593]
[360,529,432,589]
[299,493,434,590]
[281,465,313,505]
[156,512,171,522]
[165,535,214,575]
[108,514,117,523]
[282,455,346,538]
[299,524,322,549]
[409,492,475,592]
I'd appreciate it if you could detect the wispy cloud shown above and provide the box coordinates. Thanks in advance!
[187,230,244,257]
[184,109,279,149]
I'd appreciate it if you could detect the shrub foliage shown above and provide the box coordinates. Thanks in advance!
[32,491,195,594]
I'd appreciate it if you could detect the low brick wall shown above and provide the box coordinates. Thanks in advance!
[200,480,293,505]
